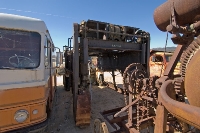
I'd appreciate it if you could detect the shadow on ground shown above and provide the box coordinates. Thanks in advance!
[46,85,125,133]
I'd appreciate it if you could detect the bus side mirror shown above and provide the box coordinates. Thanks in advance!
[56,52,63,67]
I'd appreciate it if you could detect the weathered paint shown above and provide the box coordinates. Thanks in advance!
[149,51,180,77]
[0,13,57,132]
[0,74,56,132]
[0,101,46,132]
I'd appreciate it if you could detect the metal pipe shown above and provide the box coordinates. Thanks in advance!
[159,80,200,129]
[69,38,72,50]
[154,0,200,32]
[68,38,70,48]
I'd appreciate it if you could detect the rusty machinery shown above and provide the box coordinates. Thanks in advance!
[94,0,200,133]
[62,20,150,127]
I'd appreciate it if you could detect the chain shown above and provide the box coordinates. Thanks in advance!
[136,101,140,131]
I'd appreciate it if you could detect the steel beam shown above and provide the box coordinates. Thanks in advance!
[88,39,141,51]
[73,23,79,117]
[163,44,185,77]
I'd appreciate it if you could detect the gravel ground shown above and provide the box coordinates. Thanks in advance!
[46,75,125,133]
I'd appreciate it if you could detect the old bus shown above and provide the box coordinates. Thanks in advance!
[0,13,62,132]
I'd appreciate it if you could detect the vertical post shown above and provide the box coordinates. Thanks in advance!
[73,23,79,116]
[154,105,168,133]
[111,69,117,90]
[128,85,133,126]
[141,43,146,64]
[146,33,150,76]
[97,22,99,39]
[82,38,89,87]
[83,38,88,66]
[163,44,185,77]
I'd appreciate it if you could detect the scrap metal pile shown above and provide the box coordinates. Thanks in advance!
[94,0,200,133]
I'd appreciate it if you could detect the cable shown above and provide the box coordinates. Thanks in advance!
[159,32,168,77]
[0,7,76,19]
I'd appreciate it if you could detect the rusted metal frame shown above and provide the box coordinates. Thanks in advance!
[146,33,150,76]
[87,19,139,30]
[110,115,128,124]
[73,23,79,118]
[80,38,89,88]
[114,90,153,117]
[96,22,99,39]
[141,43,146,65]
[129,128,140,133]
[100,112,118,129]
[106,82,125,94]
[159,80,200,129]
[100,107,124,129]
[85,28,147,38]
[128,86,133,126]
[111,68,118,91]
[101,107,124,115]
[170,1,177,28]
[163,44,185,78]
[100,106,137,130]
[75,36,91,127]
[155,45,185,132]
[89,47,142,52]
[115,98,139,117]
[88,39,142,51]
[123,122,139,133]
[154,105,168,133]
[137,116,154,124]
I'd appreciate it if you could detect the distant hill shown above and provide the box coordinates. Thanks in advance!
[152,46,176,52]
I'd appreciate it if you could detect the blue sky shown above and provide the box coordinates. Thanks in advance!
[0,0,175,50]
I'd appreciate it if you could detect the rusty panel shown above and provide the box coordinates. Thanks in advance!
[73,23,79,118]
[76,92,91,126]
[154,105,167,133]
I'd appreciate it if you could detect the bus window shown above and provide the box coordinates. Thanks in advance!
[165,55,172,62]
[0,28,41,69]
[152,55,163,62]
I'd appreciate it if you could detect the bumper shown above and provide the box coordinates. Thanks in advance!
[6,119,48,133]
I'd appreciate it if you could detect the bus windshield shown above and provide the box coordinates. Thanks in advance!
[0,28,41,69]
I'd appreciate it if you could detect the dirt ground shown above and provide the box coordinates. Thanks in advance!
[46,74,125,133]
